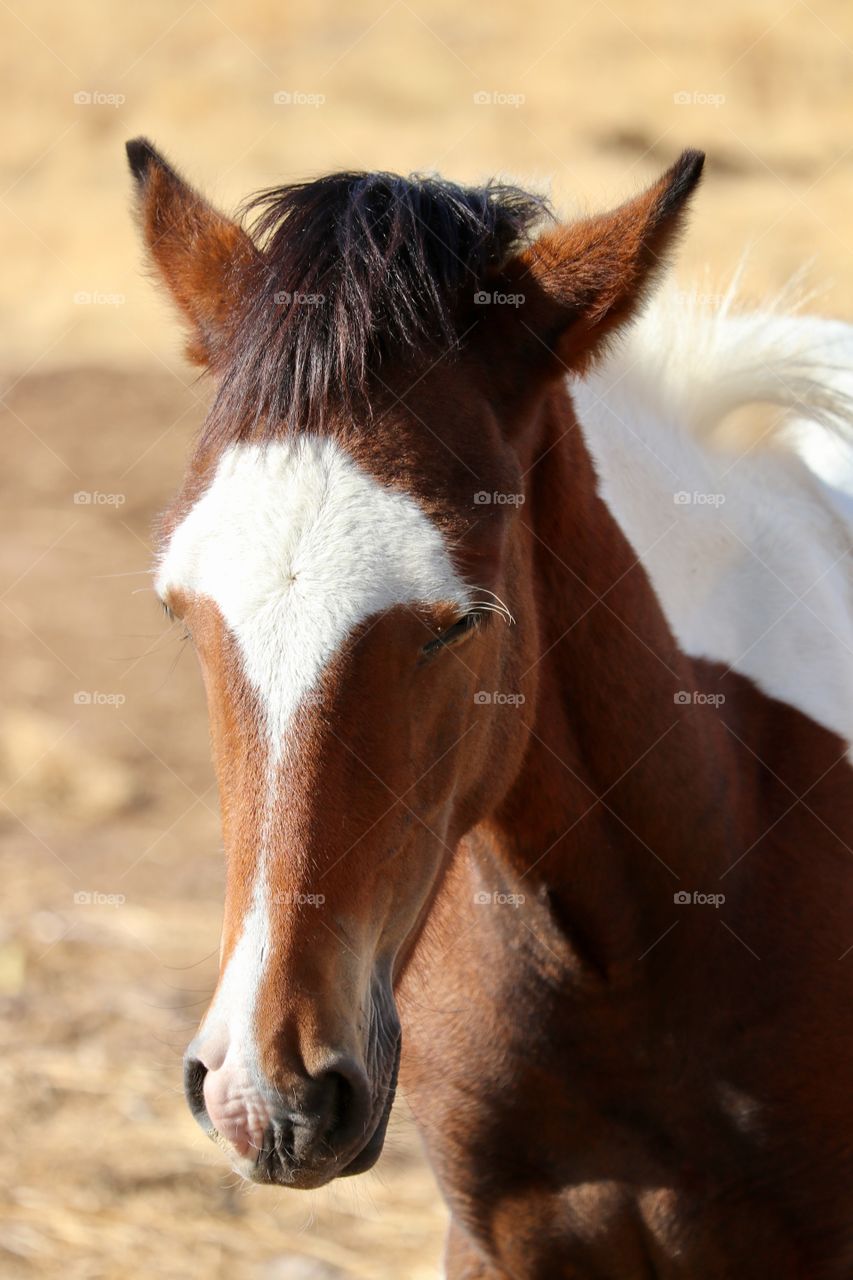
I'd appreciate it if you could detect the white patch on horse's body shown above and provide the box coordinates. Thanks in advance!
[575,286,853,753]
[160,436,470,1116]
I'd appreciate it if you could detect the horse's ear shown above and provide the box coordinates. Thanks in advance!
[126,138,259,367]
[514,150,705,374]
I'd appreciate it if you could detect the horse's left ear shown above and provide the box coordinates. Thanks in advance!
[126,137,259,367]
[514,149,705,374]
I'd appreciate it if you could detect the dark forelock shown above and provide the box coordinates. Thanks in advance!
[205,170,549,442]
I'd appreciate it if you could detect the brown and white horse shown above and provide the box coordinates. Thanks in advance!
[128,138,853,1278]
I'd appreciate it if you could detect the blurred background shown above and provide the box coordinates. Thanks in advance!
[2,1,853,1276]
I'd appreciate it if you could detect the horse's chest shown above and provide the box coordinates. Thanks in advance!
[400,958,853,1279]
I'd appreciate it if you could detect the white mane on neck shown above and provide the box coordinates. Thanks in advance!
[575,279,853,755]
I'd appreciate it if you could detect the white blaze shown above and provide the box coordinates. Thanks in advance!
[160,435,469,1096]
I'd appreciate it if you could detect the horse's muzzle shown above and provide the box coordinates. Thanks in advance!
[182,1035,400,1188]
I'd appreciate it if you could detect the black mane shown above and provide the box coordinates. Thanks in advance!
[208,171,548,439]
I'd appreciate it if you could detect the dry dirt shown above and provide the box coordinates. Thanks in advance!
[2,1,853,1277]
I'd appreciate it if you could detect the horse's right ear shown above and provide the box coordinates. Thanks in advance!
[126,138,259,367]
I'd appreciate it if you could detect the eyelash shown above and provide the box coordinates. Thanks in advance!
[162,601,192,642]
[161,602,487,654]
[421,610,485,658]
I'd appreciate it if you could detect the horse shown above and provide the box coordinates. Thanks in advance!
[127,137,853,1278]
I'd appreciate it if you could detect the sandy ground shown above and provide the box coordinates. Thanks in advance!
[2,1,853,1277]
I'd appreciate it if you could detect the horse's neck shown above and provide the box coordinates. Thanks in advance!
[487,383,731,971]
[402,389,853,1277]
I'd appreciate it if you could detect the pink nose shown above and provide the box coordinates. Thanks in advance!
[183,1044,373,1180]
[201,1060,273,1159]
[183,1028,276,1159]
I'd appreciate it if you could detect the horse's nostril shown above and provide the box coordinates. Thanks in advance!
[183,1055,209,1120]
[316,1058,371,1149]
[324,1070,349,1130]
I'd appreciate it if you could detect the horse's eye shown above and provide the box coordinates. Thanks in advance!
[161,599,192,642]
[421,611,483,658]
